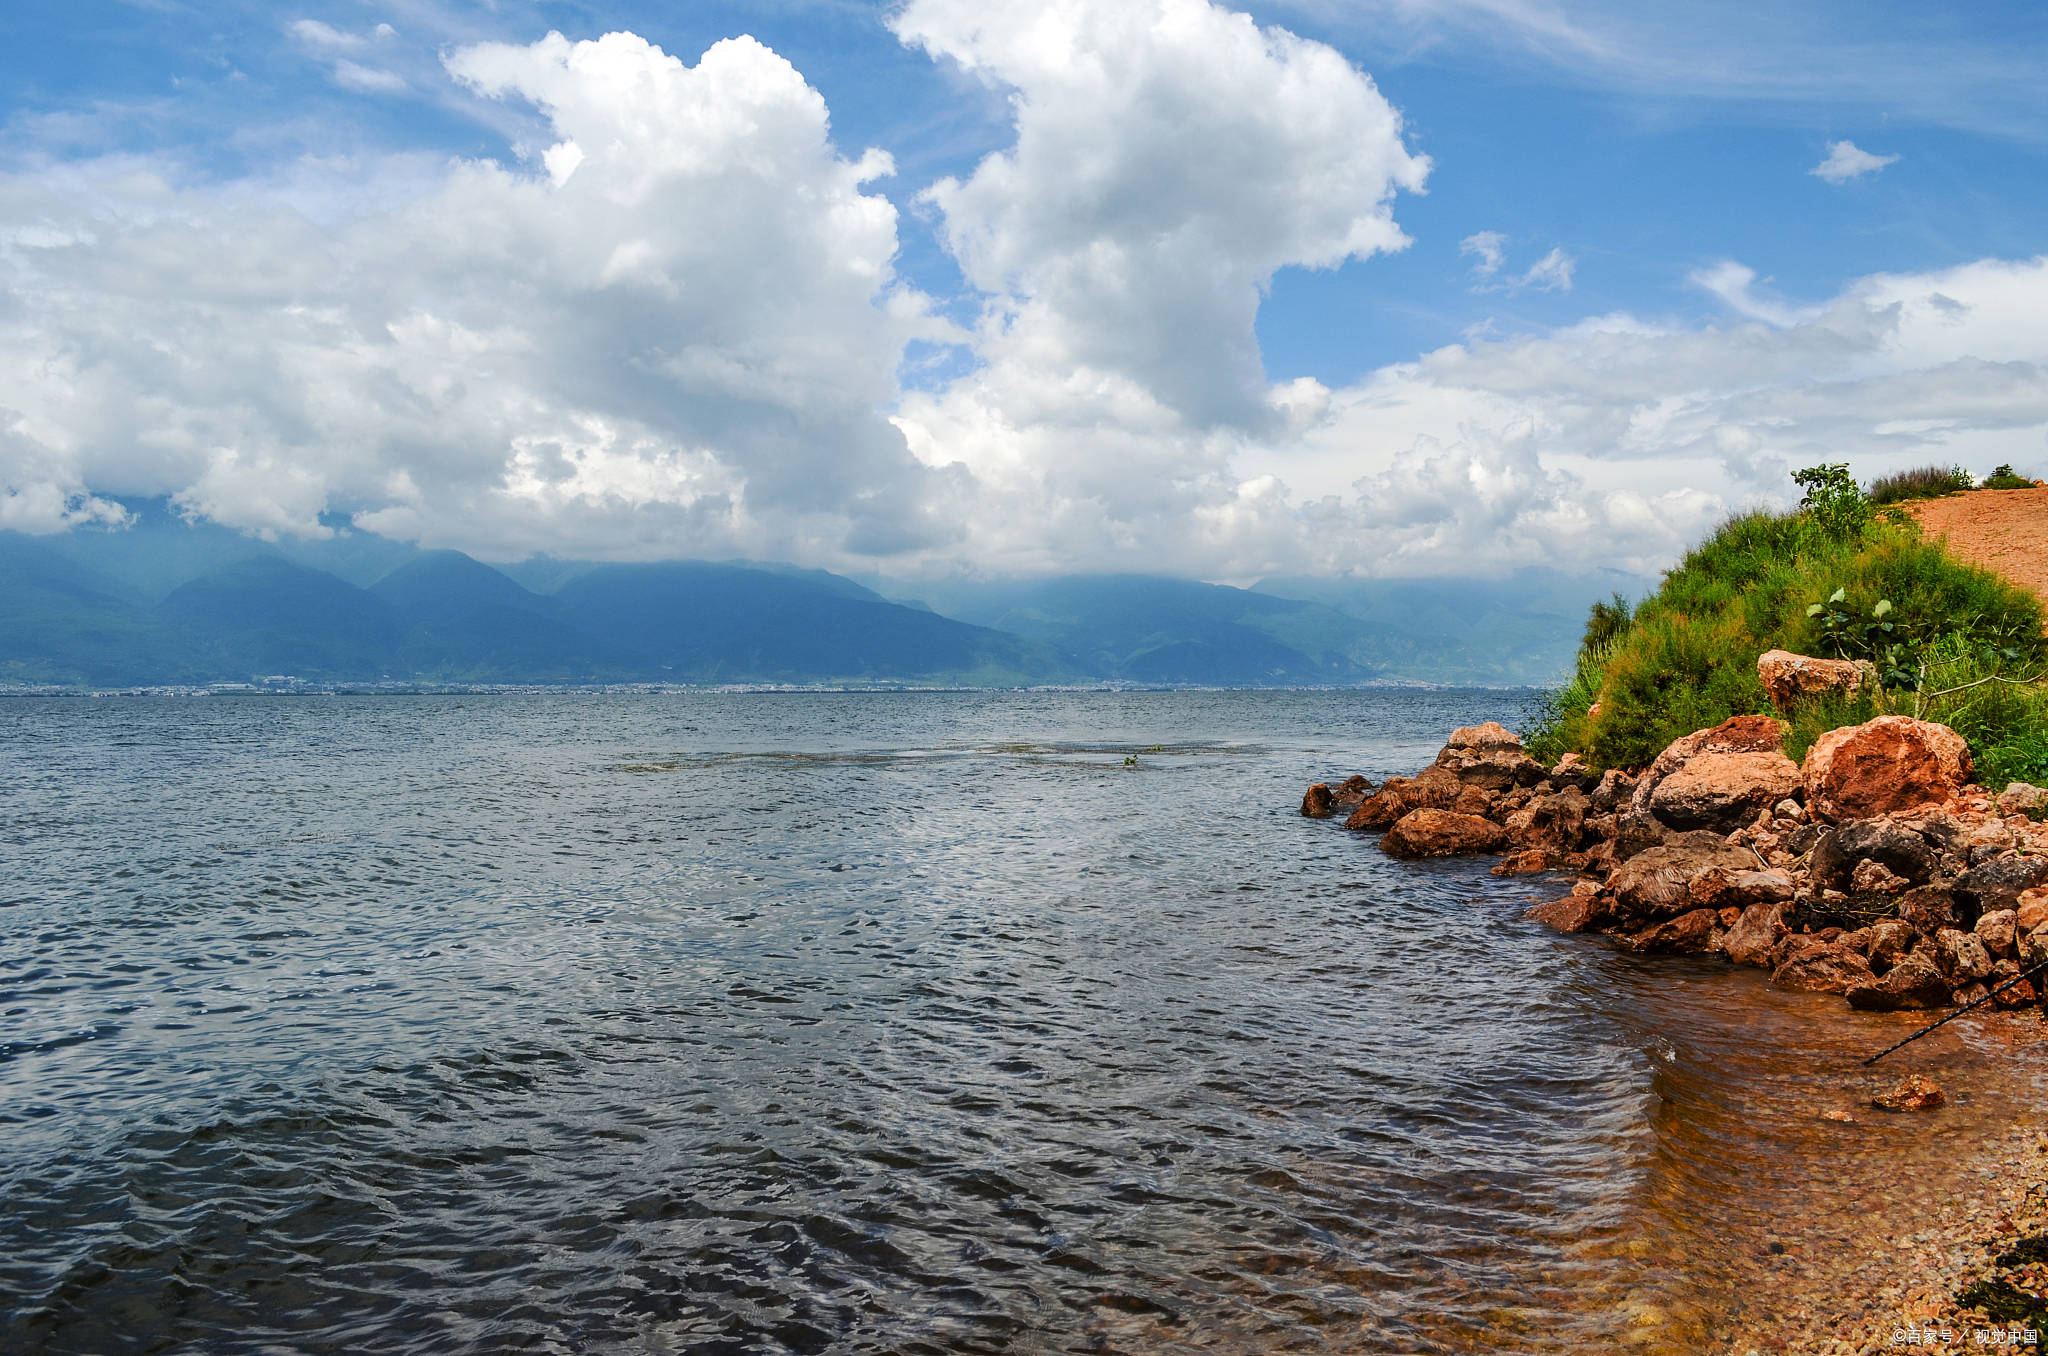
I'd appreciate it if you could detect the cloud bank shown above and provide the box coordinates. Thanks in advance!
[0,3,2043,584]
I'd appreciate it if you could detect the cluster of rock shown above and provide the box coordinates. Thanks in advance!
[1301,715,2048,1013]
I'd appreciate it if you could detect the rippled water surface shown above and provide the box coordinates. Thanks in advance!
[2,691,2040,1354]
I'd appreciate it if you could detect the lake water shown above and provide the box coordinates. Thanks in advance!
[2,690,2038,1354]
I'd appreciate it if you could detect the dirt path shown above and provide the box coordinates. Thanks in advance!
[1905,487,2048,607]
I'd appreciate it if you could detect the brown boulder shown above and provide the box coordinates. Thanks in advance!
[1860,919,1918,972]
[1491,848,1552,877]
[1380,809,1509,859]
[1301,783,1334,818]
[1446,721,1523,752]
[1975,909,2019,960]
[1801,716,1972,823]
[1722,901,1790,967]
[1688,866,1795,912]
[1344,766,1463,829]
[1770,940,1876,994]
[1756,649,1877,711]
[1933,928,1993,985]
[1629,716,1790,822]
[1590,768,1636,812]
[1607,840,1754,922]
[1846,951,1950,1010]
[1871,1075,1944,1113]
[1810,819,1939,893]
[1620,908,1722,954]
[2021,888,2048,935]
[1898,885,1961,935]
[1647,750,1804,832]
[1953,854,2048,915]
[1331,774,1374,807]
[1527,887,1613,933]
[1504,788,1591,852]
[1435,745,1548,792]
[1995,782,2047,817]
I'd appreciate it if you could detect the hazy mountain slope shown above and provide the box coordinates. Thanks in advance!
[1252,568,1653,685]
[160,557,405,680]
[555,562,1072,684]
[371,552,633,681]
[0,534,201,685]
[913,575,1386,685]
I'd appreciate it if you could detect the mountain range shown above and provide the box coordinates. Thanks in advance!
[0,502,1648,688]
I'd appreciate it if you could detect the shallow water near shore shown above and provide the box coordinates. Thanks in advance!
[2,689,2042,1354]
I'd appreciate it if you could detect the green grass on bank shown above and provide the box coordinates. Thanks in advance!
[1525,465,2048,786]
[1866,464,1972,505]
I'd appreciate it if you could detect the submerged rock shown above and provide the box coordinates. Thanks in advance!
[1871,1074,1944,1113]
[1619,907,1721,954]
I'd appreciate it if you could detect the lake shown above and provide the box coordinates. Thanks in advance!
[1,690,2030,1353]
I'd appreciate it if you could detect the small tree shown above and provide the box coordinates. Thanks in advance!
[1793,463,1870,540]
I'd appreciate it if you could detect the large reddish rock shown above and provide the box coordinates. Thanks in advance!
[1629,715,1792,830]
[1975,909,2019,959]
[1801,716,1972,823]
[1380,809,1509,859]
[1434,723,1548,791]
[1606,840,1754,922]
[1648,750,1803,832]
[1331,775,1374,807]
[1688,866,1796,912]
[1756,649,1877,711]
[1770,939,1877,994]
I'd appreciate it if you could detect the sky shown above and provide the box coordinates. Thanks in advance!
[1,0,2045,583]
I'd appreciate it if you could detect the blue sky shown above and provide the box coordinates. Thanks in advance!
[2,1,2045,579]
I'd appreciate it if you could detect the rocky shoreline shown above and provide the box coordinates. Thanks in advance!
[1304,715,2048,1016]
[1302,701,2048,1347]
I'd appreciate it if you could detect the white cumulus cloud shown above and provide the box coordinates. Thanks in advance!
[1810,138,1899,183]
[1,11,2043,587]
[0,31,952,560]
[891,0,1430,432]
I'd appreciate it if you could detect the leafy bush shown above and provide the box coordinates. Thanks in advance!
[1793,462,1871,541]
[1523,464,2047,778]
[1866,464,1972,504]
[1984,463,2038,491]
[1581,593,1634,651]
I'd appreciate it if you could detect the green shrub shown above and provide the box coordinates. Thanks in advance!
[1522,465,2047,777]
[1984,463,2037,491]
[1867,464,1972,505]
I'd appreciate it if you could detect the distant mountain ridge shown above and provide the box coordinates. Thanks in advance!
[0,506,1647,688]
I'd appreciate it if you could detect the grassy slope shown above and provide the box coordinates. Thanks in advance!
[1526,507,2048,787]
